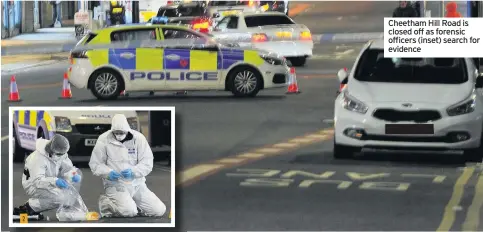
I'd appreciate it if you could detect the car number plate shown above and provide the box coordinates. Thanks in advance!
[85,139,97,146]
[276,31,292,38]
[385,124,434,135]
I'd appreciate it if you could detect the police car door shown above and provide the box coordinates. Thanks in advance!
[161,28,221,90]
[111,28,166,91]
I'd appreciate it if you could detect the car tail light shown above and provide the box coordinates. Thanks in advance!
[192,18,211,34]
[300,31,312,41]
[252,33,268,42]
[167,0,173,5]
[339,83,346,91]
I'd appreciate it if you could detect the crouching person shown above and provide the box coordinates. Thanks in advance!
[89,114,166,218]
[13,134,81,217]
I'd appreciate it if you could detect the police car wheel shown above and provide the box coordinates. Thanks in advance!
[90,70,123,100]
[13,125,26,163]
[288,57,306,67]
[228,67,262,97]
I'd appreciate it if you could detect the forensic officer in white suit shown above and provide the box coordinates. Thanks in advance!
[89,114,166,217]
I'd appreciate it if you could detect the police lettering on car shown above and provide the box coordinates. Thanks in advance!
[130,71,218,81]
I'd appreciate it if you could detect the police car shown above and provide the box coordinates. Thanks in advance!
[68,24,289,100]
[12,110,139,163]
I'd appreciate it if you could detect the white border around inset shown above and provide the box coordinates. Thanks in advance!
[8,106,176,228]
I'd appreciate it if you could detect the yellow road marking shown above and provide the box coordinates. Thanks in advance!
[288,3,311,17]
[177,164,224,185]
[306,134,329,139]
[217,158,245,164]
[177,128,334,186]
[273,143,299,148]
[437,167,476,232]
[289,138,315,143]
[237,153,266,158]
[256,148,282,153]
[462,173,483,231]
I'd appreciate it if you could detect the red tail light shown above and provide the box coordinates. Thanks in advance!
[252,33,268,42]
[167,0,173,5]
[300,31,312,41]
[192,17,211,34]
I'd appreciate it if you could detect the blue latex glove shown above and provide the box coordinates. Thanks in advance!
[121,169,133,179]
[72,174,81,183]
[108,170,121,181]
[55,178,68,189]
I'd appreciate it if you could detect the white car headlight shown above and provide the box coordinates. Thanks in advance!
[342,92,369,114]
[55,116,72,132]
[446,94,476,116]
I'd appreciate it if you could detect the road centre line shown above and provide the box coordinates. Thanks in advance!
[177,128,334,187]
[462,173,483,231]
[437,167,476,232]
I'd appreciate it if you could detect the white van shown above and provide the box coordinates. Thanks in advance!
[333,39,483,161]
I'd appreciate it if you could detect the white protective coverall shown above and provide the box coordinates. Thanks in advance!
[89,114,166,217]
[22,138,78,212]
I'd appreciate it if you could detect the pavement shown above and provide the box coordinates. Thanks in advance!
[3,1,483,232]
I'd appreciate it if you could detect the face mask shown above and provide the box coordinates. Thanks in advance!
[115,134,127,141]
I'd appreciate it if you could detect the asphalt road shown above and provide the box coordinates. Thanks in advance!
[5,2,482,232]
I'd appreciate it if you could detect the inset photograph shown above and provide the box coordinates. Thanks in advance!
[9,107,175,227]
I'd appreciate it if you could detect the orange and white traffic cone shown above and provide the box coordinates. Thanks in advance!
[8,75,21,102]
[286,67,300,94]
[59,72,72,99]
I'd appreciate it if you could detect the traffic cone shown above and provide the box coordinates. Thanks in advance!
[8,75,21,102]
[59,72,72,99]
[286,67,300,94]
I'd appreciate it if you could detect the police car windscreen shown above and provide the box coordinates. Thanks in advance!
[208,1,246,6]
[244,15,295,27]
[353,49,468,84]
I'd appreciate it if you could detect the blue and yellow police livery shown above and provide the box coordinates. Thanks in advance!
[68,24,289,100]
[12,110,139,163]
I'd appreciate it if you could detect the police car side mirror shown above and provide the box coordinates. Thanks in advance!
[213,13,220,18]
[476,74,483,88]
[337,68,348,83]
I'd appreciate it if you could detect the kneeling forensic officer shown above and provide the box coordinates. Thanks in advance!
[89,114,166,218]
[13,134,81,218]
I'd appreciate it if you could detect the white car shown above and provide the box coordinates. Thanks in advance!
[207,0,261,24]
[334,39,483,161]
[210,12,313,66]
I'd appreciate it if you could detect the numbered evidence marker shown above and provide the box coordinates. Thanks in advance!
[20,213,28,224]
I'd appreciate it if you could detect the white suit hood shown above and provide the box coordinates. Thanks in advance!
[35,138,67,161]
[111,114,131,132]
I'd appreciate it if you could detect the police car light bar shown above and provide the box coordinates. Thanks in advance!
[151,16,169,24]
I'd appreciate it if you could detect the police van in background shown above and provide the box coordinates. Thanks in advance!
[12,110,139,163]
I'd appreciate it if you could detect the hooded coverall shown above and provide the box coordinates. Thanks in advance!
[445,2,462,17]
[21,138,78,212]
[89,114,166,217]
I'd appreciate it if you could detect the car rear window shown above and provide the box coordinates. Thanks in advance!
[244,15,294,27]
[354,49,468,84]
[76,32,97,46]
